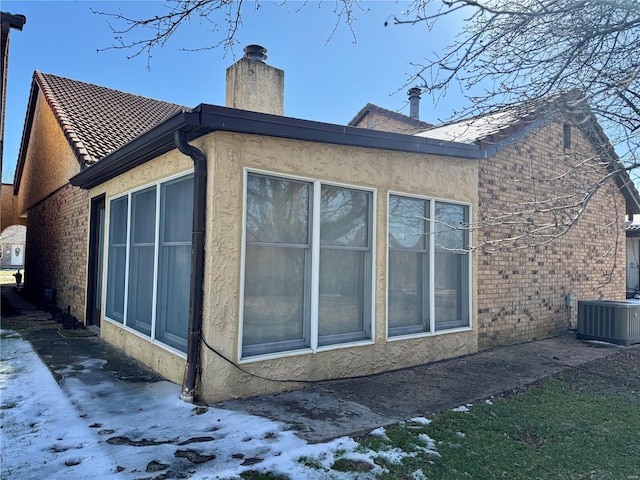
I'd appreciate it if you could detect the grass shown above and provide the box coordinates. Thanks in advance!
[411,378,640,480]
[257,350,640,479]
[366,361,640,480]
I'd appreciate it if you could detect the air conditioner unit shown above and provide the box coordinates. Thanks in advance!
[577,300,640,346]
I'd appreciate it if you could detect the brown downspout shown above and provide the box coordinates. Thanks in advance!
[174,129,206,402]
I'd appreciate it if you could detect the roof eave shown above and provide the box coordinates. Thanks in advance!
[70,109,199,189]
[571,108,640,216]
[71,104,483,190]
[12,75,39,194]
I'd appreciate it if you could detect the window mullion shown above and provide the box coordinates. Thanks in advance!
[150,185,161,341]
[310,180,321,352]
[466,206,473,328]
[123,194,131,327]
[428,200,436,333]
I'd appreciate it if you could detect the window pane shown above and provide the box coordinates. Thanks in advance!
[389,196,428,250]
[106,247,126,322]
[162,177,194,243]
[132,188,156,244]
[321,186,369,247]
[156,245,190,351]
[434,202,469,331]
[106,197,128,322]
[128,246,155,335]
[435,252,469,330]
[318,249,369,345]
[434,202,466,251]
[243,246,309,355]
[156,175,194,352]
[388,250,429,335]
[127,187,157,336]
[388,195,430,336]
[246,174,310,244]
[109,197,128,245]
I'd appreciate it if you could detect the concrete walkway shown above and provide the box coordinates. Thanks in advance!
[2,284,635,442]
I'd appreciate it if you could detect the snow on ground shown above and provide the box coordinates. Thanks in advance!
[0,330,437,479]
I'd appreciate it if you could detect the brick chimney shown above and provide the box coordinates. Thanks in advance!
[226,45,284,115]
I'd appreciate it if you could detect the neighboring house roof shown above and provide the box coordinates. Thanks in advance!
[415,108,536,148]
[349,103,433,133]
[13,71,186,191]
[627,223,640,237]
[415,97,640,215]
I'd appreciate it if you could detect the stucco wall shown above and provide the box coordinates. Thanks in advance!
[88,132,479,401]
[476,120,627,348]
[101,321,186,385]
[198,132,479,401]
[88,148,194,384]
[15,92,81,216]
[1,183,26,231]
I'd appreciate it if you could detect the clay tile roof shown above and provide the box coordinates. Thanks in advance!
[35,71,187,165]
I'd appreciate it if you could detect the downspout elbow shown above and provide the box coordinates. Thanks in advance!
[174,130,207,403]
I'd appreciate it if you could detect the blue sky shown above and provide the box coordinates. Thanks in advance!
[1,1,466,183]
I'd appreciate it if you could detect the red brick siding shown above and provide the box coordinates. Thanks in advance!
[476,120,626,348]
[25,184,89,321]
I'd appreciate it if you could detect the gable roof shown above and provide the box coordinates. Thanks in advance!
[13,71,185,191]
[349,103,433,133]
[415,108,537,148]
[415,97,640,215]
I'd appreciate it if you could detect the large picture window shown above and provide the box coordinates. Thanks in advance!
[105,173,194,353]
[388,194,470,338]
[242,172,374,358]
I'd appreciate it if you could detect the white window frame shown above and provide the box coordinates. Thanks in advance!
[239,168,376,362]
[386,191,472,341]
[103,170,194,357]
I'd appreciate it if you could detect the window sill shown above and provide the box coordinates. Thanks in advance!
[387,325,473,342]
[239,338,376,364]
[102,316,188,359]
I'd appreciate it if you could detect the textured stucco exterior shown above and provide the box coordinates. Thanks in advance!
[198,131,478,401]
[476,120,627,348]
[88,131,479,401]
[226,58,284,115]
[88,147,194,384]
[100,320,186,385]
[1,183,25,232]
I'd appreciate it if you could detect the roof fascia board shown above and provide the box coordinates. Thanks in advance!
[348,105,371,127]
[12,76,39,194]
[198,104,477,156]
[572,110,640,215]
[479,115,550,158]
[71,104,482,189]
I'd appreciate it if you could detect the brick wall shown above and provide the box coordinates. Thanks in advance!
[352,111,427,134]
[476,120,626,348]
[25,183,89,321]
